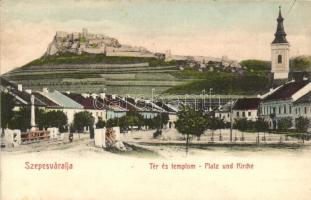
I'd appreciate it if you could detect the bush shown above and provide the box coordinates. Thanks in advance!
[277,117,292,132]
[295,117,310,133]
[254,118,269,132]
[234,118,254,132]
[96,117,106,128]
[73,111,94,133]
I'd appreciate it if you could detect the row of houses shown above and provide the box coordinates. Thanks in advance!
[2,84,176,127]
[1,77,310,131]
[215,80,311,130]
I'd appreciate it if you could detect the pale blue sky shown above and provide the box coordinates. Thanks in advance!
[1,0,311,73]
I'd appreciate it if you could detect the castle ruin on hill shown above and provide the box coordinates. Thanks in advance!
[45,28,155,58]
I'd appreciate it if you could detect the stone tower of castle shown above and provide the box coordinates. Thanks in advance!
[271,6,290,80]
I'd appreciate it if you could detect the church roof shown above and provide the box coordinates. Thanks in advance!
[264,81,309,101]
[272,6,288,44]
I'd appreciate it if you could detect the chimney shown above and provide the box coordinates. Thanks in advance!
[91,93,98,99]
[99,93,106,99]
[17,84,23,91]
[66,91,71,94]
[25,89,32,94]
[81,93,88,98]
[42,88,48,93]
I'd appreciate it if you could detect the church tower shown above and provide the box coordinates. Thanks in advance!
[271,6,289,80]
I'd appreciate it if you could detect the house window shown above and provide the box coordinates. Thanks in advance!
[284,105,286,114]
[279,106,281,114]
[289,106,292,114]
[305,107,307,114]
[242,112,245,117]
[248,112,251,116]
[278,55,282,64]
[236,112,239,117]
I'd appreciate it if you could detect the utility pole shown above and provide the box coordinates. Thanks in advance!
[230,98,233,142]
[202,89,206,111]
[218,96,221,108]
[209,88,213,111]
[151,88,155,109]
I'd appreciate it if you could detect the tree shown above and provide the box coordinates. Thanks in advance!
[96,117,106,128]
[295,117,310,133]
[208,117,224,142]
[151,112,169,131]
[216,118,226,141]
[277,117,292,132]
[73,111,94,138]
[254,118,269,143]
[36,109,48,130]
[175,106,207,154]
[106,118,119,128]
[126,111,144,130]
[234,118,250,141]
[46,110,68,132]
[8,106,31,131]
[1,92,15,130]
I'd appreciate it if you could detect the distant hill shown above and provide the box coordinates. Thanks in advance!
[3,53,187,96]
[239,56,311,72]
[3,53,272,96]
[3,29,310,97]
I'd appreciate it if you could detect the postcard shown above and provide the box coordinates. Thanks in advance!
[1,0,311,200]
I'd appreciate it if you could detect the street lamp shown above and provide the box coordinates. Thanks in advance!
[202,89,206,111]
[151,88,155,109]
[209,88,213,111]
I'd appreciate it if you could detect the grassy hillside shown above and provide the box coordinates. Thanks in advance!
[4,54,185,95]
[7,54,309,96]
[240,59,271,72]
[20,53,175,69]
[166,69,271,95]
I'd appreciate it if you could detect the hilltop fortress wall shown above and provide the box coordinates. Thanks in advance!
[48,28,156,58]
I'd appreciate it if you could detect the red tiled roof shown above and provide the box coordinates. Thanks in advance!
[233,98,260,110]
[63,93,100,110]
[264,81,309,101]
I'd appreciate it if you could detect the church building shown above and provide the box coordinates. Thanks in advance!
[271,6,290,80]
